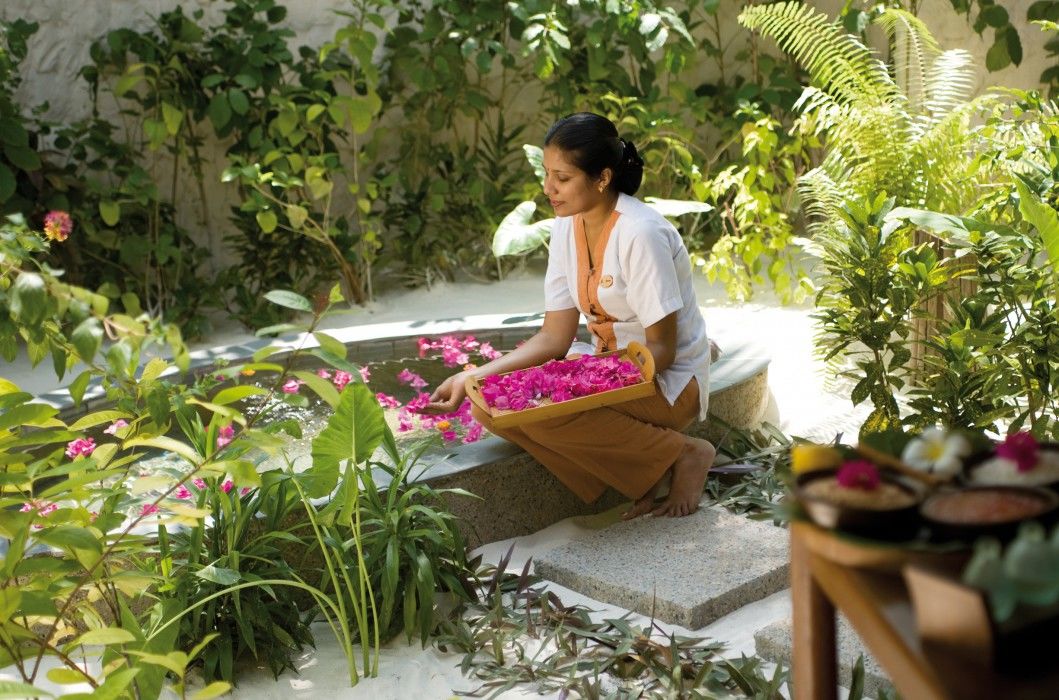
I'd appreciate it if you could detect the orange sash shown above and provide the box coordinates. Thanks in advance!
[574,210,620,352]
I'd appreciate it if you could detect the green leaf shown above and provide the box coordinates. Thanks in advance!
[11,271,47,327]
[207,93,232,130]
[1014,177,1059,274]
[114,72,142,97]
[228,89,249,116]
[491,201,553,257]
[191,682,233,700]
[124,436,201,465]
[0,681,54,698]
[313,331,347,360]
[293,370,340,408]
[286,204,308,229]
[986,35,1011,71]
[264,289,312,312]
[0,402,59,431]
[0,163,14,201]
[308,382,387,497]
[4,144,40,171]
[161,102,183,135]
[140,357,169,382]
[981,5,1009,28]
[99,200,121,226]
[256,209,278,233]
[212,385,268,405]
[306,104,326,122]
[70,318,103,362]
[148,385,170,426]
[68,370,91,406]
[195,565,240,585]
[37,526,102,554]
[71,627,137,646]
[70,410,128,431]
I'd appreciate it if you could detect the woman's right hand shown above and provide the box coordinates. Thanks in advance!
[421,370,471,415]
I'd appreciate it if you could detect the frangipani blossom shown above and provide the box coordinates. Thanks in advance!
[901,428,970,478]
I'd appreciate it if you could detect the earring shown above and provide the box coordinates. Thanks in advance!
[598,184,606,193]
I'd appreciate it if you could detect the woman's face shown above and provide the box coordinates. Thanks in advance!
[542,146,611,217]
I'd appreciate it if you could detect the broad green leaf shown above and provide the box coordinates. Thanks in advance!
[214,459,260,487]
[0,681,54,698]
[192,682,233,700]
[46,668,90,685]
[0,163,13,201]
[264,289,312,312]
[256,209,278,233]
[70,318,103,362]
[72,627,135,646]
[161,102,183,135]
[227,89,249,116]
[37,526,102,554]
[212,385,268,405]
[124,436,201,465]
[491,201,553,257]
[131,476,174,495]
[99,200,121,226]
[67,370,91,406]
[195,565,240,585]
[0,402,59,431]
[114,72,142,96]
[293,370,340,408]
[0,378,21,395]
[313,331,347,360]
[127,650,188,675]
[207,93,232,130]
[11,272,47,327]
[286,204,308,229]
[69,410,128,431]
[308,382,387,497]
[1014,177,1059,274]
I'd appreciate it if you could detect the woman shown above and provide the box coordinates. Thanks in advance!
[424,112,714,518]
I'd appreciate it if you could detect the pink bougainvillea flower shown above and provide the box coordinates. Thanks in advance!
[316,368,332,380]
[65,437,96,459]
[221,480,233,494]
[836,460,881,490]
[193,478,207,490]
[43,210,73,242]
[478,354,642,412]
[397,368,428,389]
[281,379,303,394]
[462,422,484,444]
[417,337,432,358]
[332,370,353,391]
[441,430,458,442]
[376,392,401,409]
[21,499,58,517]
[478,341,501,360]
[140,503,159,517]
[240,487,251,496]
[358,366,371,383]
[175,485,193,500]
[996,432,1040,473]
[216,424,235,449]
[103,419,129,436]
[442,346,470,367]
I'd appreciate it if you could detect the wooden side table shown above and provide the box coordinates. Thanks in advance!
[790,520,1059,700]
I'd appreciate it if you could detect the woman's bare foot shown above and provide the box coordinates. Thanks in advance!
[652,437,715,517]
[622,473,671,520]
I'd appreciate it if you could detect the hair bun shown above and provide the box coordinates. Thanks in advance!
[614,138,644,195]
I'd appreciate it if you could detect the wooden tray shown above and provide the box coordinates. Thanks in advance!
[465,341,655,429]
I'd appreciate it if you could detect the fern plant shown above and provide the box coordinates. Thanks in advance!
[739,3,1000,435]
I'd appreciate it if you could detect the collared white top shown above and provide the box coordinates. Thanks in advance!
[543,192,711,419]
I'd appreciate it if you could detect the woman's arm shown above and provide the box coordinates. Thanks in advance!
[643,310,678,373]
[421,307,581,414]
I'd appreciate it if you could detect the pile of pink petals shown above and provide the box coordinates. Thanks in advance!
[479,355,642,411]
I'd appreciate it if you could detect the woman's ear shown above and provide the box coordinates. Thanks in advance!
[598,167,614,192]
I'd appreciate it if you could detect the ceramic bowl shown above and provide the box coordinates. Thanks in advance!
[963,443,1059,491]
[920,484,1059,542]
[794,468,927,540]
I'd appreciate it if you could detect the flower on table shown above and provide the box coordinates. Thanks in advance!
[996,432,1040,473]
[901,427,971,478]
[43,210,73,242]
[281,379,303,394]
[103,419,129,436]
[216,424,235,449]
[65,437,96,459]
[836,460,881,490]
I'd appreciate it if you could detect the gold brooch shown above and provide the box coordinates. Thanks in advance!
[600,275,614,288]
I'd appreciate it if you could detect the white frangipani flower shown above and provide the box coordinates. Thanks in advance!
[901,427,971,478]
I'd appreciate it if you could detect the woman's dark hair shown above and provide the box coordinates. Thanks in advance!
[544,112,644,195]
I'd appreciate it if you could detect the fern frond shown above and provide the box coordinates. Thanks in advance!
[875,8,939,115]
[793,86,850,135]
[912,94,1000,211]
[738,1,896,108]
[922,49,976,123]
[798,167,848,237]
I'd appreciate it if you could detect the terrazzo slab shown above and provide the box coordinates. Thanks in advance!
[754,617,894,698]
[534,504,789,629]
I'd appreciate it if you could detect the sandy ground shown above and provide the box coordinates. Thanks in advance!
[2,269,865,698]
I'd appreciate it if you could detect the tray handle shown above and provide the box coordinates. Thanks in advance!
[627,341,655,383]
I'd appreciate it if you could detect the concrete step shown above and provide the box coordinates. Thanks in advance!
[754,617,894,698]
[533,502,789,629]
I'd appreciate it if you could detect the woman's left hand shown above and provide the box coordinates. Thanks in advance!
[420,370,471,415]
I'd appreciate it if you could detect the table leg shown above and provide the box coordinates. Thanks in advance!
[791,523,837,700]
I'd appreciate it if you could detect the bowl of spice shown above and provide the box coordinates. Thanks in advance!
[794,460,927,539]
[920,485,1059,542]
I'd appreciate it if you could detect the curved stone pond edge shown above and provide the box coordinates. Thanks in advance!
[45,312,771,547]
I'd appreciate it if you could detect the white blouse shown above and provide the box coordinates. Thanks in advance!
[543,193,711,419]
